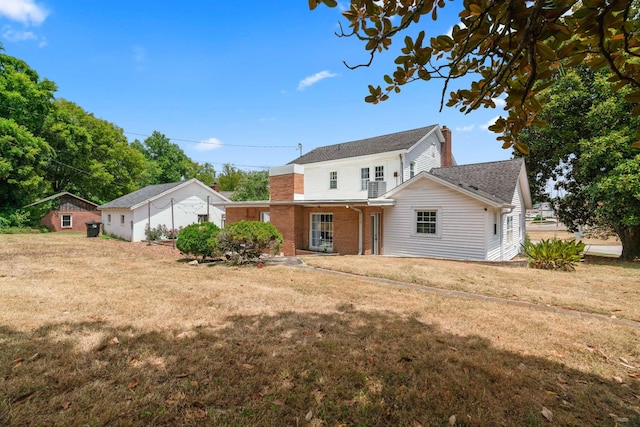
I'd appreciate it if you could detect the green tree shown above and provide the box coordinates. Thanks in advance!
[42,99,147,203]
[217,163,243,191]
[311,0,640,151]
[132,131,195,184]
[0,49,56,208]
[519,67,640,260]
[185,161,217,186]
[231,170,269,201]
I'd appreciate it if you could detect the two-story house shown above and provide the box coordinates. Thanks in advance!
[225,125,532,261]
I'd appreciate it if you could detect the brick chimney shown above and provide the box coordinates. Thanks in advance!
[211,182,220,192]
[440,126,453,167]
[269,164,304,201]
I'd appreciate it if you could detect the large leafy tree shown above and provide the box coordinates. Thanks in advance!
[0,48,56,208]
[43,99,147,203]
[519,67,640,260]
[131,131,195,184]
[311,0,640,151]
[185,161,217,186]
[231,170,269,201]
[217,163,244,191]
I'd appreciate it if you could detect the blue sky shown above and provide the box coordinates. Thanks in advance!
[1,0,514,172]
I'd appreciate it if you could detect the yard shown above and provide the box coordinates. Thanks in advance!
[1,233,639,426]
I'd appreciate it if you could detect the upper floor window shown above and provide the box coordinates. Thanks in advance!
[360,167,370,190]
[409,162,416,178]
[329,171,337,189]
[375,166,384,181]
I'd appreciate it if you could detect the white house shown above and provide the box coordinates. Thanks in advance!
[99,178,229,242]
[225,124,532,261]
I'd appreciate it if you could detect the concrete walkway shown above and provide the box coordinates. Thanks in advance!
[290,262,640,330]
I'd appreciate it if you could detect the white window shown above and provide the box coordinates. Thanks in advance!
[120,215,125,225]
[198,214,209,223]
[375,166,384,181]
[415,209,439,236]
[506,215,514,243]
[360,167,370,190]
[310,213,333,251]
[329,171,337,189]
[107,214,111,224]
[260,212,270,222]
[409,162,416,178]
[61,214,72,228]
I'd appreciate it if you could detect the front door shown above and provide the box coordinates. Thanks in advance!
[370,213,380,255]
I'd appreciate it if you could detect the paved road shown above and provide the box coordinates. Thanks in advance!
[527,220,622,257]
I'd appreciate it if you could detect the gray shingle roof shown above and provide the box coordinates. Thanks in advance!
[98,181,184,209]
[289,125,438,165]
[428,158,524,204]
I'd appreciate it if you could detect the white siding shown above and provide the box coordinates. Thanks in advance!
[101,181,226,242]
[404,131,442,180]
[384,181,490,260]
[101,209,133,241]
[303,152,403,200]
[502,184,525,260]
[486,208,503,261]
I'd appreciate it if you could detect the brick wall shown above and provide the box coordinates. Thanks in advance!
[41,210,101,232]
[270,173,304,202]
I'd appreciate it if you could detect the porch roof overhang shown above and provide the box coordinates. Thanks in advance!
[225,198,396,208]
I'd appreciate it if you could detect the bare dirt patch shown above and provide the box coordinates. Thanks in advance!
[1,233,639,426]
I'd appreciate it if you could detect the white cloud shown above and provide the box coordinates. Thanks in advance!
[480,116,501,131]
[455,125,474,132]
[297,70,337,91]
[2,28,36,41]
[0,0,49,26]
[194,137,222,152]
[492,98,506,108]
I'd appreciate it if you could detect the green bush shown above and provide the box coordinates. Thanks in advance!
[175,222,220,260]
[212,221,283,265]
[521,236,585,271]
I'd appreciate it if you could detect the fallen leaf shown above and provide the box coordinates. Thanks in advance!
[541,406,553,421]
[28,353,39,361]
[305,410,313,421]
[176,372,189,378]
[12,358,23,367]
[545,390,557,396]
[613,376,624,383]
[629,372,640,379]
[128,379,139,389]
[413,421,423,427]
[109,336,120,345]
[129,356,140,364]
[61,401,71,409]
[191,380,199,387]
[448,414,456,425]
[242,363,254,370]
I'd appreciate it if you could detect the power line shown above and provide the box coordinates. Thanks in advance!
[124,131,299,150]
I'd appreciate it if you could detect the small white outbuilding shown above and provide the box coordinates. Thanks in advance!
[98,178,229,242]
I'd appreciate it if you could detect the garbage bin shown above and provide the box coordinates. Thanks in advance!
[85,221,102,237]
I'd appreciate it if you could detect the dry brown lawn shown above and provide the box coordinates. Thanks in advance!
[1,233,639,426]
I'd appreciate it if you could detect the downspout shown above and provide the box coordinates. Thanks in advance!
[399,154,404,184]
[347,205,363,255]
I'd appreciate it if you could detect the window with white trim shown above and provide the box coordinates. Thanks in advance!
[329,171,337,189]
[375,166,384,181]
[409,162,416,178]
[310,213,333,251]
[360,167,370,190]
[415,210,438,235]
[61,214,72,228]
[107,214,112,224]
[506,215,514,243]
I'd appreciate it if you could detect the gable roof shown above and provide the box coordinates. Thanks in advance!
[98,179,230,210]
[289,125,439,165]
[23,192,99,208]
[379,158,527,207]
[429,158,525,205]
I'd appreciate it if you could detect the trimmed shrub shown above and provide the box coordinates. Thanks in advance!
[212,221,283,265]
[521,236,585,271]
[176,222,220,260]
